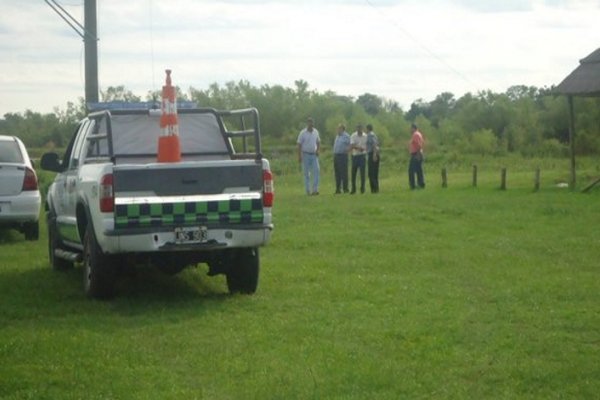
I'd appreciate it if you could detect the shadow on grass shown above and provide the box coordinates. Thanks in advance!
[0,262,232,323]
[116,265,230,302]
[0,228,25,244]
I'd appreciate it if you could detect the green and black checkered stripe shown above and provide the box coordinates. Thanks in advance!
[114,198,263,229]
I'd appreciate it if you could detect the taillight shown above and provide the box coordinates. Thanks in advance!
[99,174,114,212]
[263,170,274,207]
[22,167,38,191]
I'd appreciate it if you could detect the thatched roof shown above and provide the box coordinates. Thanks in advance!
[555,48,600,96]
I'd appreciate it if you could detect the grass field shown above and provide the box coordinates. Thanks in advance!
[1,157,599,399]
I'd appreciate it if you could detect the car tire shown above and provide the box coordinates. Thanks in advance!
[47,212,73,271]
[226,248,259,294]
[83,224,116,299]
[23,221,39,241]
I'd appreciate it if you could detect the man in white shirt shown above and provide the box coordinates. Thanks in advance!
[350,124,368,194]
[297,117,321,195]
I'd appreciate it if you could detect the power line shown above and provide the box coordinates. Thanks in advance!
[44,0,96,40]
[363,0,479,89]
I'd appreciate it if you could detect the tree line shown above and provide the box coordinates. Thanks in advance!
[1,80,599,156]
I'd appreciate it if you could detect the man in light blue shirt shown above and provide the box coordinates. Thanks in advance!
[333,124,350,194]
[297,117,321,195]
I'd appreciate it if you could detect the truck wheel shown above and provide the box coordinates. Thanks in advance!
[47,212,73,271]
[83,224,116,299]
[23,221,39,241]
[226,248,259,294]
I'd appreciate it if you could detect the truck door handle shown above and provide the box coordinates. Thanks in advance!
[182,179,198,184]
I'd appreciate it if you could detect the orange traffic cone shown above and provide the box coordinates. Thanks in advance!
[157,69,181,162]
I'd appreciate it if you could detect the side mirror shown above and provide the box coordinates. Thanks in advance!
[40,153,64,173]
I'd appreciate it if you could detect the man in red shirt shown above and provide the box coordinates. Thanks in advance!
[408,124,425,190]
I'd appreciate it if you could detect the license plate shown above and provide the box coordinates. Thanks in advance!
[174,226,207,244]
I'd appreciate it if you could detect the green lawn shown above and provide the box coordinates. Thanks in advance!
[1,158,599,399]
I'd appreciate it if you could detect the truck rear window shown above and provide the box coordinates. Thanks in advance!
[110,113,228,156]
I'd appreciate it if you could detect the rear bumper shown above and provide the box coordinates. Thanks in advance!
[99,224,273,254]
[0,192,41,224]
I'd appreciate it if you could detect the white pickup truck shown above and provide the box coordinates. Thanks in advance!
[41,105,274,298]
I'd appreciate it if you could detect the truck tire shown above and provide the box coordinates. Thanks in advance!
[47,212,73,271]
[226,248,259,294]
[83,224,116,299]
[23,221,39,241]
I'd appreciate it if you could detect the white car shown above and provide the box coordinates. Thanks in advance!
[0,135,41,240]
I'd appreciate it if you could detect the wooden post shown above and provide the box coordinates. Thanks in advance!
[441,167,447,188]
[568,95,576,190]
[500,167,507,190]
[472,165,477,187]
[534,167,540,192]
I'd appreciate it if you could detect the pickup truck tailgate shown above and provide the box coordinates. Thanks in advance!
[112,160,264,229]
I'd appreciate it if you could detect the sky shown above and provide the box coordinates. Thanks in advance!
[1,0,599,116]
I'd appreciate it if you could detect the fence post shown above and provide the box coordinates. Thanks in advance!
[500,167,507,190]
[472,165,478,187]
[441,167,448,188]
[534,167,540,192]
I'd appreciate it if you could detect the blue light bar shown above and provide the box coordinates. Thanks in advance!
[87,101,198,111]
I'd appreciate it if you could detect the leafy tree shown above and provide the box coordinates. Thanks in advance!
[538,95,570,143]
[0,110,73,147]
[53,98,86,124]
[356,93,383,116]
[437,119,463,147]
[294,80,311,101]
[406,98,431,122]
[383,99,402,114]
[146,86,190,104]
[469,129,498,155]
[429,92,455,128]
[506,85,540,101]
[101,85,141,102]
[3,80,599,157]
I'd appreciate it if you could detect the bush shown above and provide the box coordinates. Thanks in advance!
[539,139,568,158]
[469,129,498,155]
[575,130,600,155]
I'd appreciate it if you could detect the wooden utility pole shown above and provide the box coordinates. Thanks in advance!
[45,0,99,104]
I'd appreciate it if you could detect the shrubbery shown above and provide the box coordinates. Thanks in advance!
[2,82,599,157]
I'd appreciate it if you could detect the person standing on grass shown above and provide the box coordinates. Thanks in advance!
[297,117,321,196]
[333,123,351,194]
[408,123,425,190]
[366,124,380,193]
[350,124,367,194]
